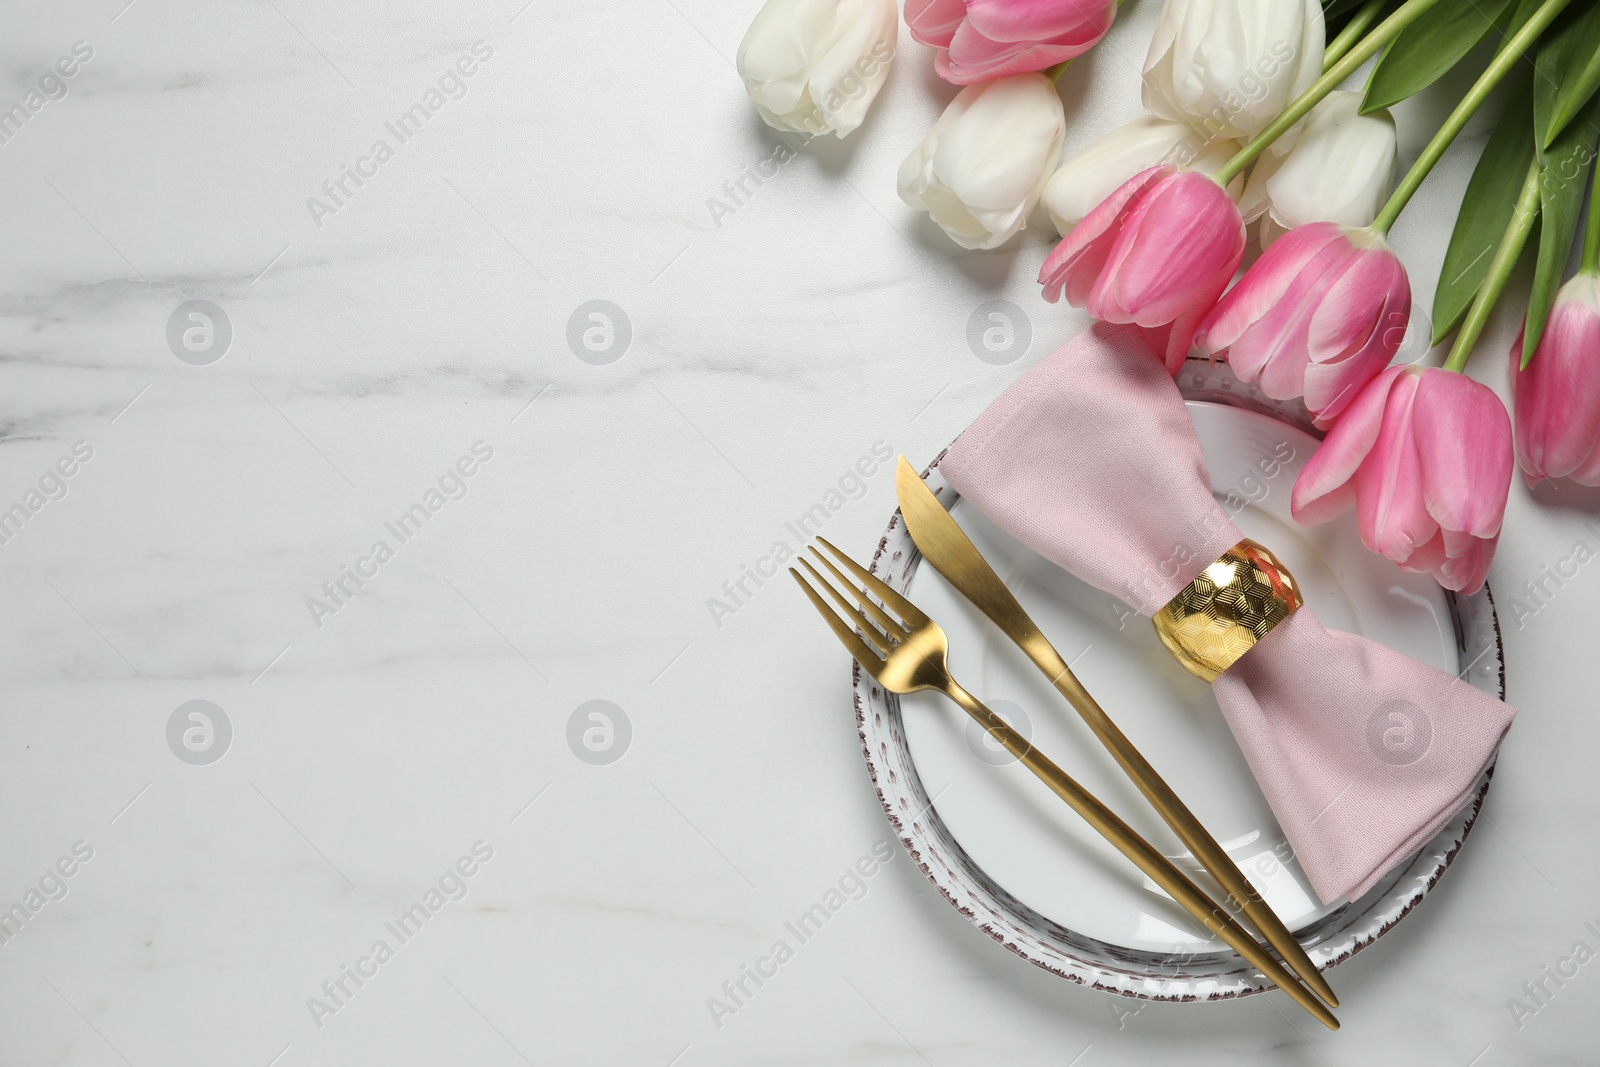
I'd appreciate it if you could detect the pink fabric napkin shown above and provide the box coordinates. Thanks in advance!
[941,323,1515,904]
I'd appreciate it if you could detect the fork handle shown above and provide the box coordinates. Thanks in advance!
[943,681,1338,1031]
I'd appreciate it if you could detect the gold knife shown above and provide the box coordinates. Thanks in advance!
[895,456,1337,1009]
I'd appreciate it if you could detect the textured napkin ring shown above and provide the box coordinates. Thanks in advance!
[1153,540,1303,682]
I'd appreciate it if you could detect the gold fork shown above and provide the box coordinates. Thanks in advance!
[792,538,1338,1031]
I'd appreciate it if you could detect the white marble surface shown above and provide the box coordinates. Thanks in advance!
[2,1,1598,1064]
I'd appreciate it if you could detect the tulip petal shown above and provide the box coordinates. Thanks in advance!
[1262,91,1397,231]
[807,0,899,135]
[1438,529,1495,593]
[1041,116,1201,232]
[1161,267,1231,372]
[1197,222,1343,356]
[915,186,995,248]
[1510,325,1546,481]
[1564,433,1600,486]
[738,0,844,117]
[1252,271,1349,401]
[1144,0,1324,141]
[1235,230,1355,397]
[1400,528,1449,580]
[1096,173,1243,324]
[943,30,1104,82]
[1125,320,1177,363]
[1299,241,1408,420]
[1292,365,1399,525]
[1513,279,1600,481]
[1138,0,1186,123]
[965,0,1115,41]
[1039,165,1167,305]
[1353,369,1438,562]
[1302,295,1400,425]
[1305,240,1407,368]
[905,0,965,46]
[929,75,1064,208]
[739,0,899,136]
[920,0,1115,82]
[902,74,1064,248]
[1412,370,1513,541]
[897,83,972,208]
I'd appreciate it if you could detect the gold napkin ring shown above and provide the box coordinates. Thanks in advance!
[1152,539,1303,682]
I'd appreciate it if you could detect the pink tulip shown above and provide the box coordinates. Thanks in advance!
[906,0,1117,85]
[1196,223,1409,425]
[1512,274,1600,484]
[1293,366,1513,593]
[1039,164,1244,371]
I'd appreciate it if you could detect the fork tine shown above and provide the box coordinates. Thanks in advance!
[815,536,929,626]
[797,559,895,654]
[789,568,884,670]
[803,550,906,642]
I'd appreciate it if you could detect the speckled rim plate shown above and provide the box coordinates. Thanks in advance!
[853,362,1504,1001]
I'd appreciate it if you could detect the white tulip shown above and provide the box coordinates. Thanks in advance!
[1040,115,1243,234]
[738,0,898,139]
[1142,0,1324,146]
[898,73,1066,250]
[1246,90,1398,247]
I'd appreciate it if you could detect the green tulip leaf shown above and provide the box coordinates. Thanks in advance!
[1362,0,1519,114]
[1523,108,1599,364]
[1446,159,1541,373]
[1433,72,1538,344]
[1534,3,1600,149]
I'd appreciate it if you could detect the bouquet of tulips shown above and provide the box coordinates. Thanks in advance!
[737,0,1600,595]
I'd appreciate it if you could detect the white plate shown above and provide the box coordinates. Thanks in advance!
[854,372,1503,999]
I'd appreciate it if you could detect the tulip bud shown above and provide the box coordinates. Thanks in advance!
[905,0,1117,85]
[1294,366,1512,594]
[1197,223,1409,424]
[1142,0,1324,146]
[1245,91,1399,248]
[898,73,1066,250]
[738,0,899,138]
[1040,164,1245,371]
[1513,274,1600,484]
[1041,115,1244,233]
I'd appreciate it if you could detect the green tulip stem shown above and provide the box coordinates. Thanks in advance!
[1583,146,1600,273]
[1214,0,1447,187]
[1046,0,1130,82]
[1444,159,1543,373]
[1324,0,1389,71]
[1372,0,1579,236]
